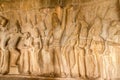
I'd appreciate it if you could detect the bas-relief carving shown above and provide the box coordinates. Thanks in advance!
[0,16,9,74]
[85,17,105,78]
[0,0,120,79]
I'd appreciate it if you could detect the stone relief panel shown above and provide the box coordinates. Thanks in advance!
[0,0,120,79]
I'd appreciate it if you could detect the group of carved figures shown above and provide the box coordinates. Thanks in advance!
[0,6,120,79]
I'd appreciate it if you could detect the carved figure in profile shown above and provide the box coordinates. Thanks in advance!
[0,16,9,74]
[85,17,105,78]
[64,23,80,77]
[29,18,42,75]
[77,19,88,78]
[7,21,22,74]
[17,32,33,74]
[103,21,120,79]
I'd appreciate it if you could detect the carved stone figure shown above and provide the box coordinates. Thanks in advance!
[49,6,67,77]
[62,20,80,77]
[78,19,88,78]
[61,5,79,77]
[7,21,22,74]
[36,8,54,76]
[29,26,41,75]
[103,21,120,79]
[0,16,9,74]
[68,23,80,77]
[85,17,105,78]
[0,0,119,79]
[17,32,33,74]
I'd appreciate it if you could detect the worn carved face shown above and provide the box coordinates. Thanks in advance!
[52,13,60,28]
[70,38,77,46]
[0,16,7,27]
[36,14,42,23]
[33,28,39,38]
[23,32,30,39]
[0,18,6,27]
[91,18,102,36]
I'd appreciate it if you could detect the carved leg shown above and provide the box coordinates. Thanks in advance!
[1,51,9,74]
[29,49,41,75]
[0,51,3,73]
[45,50,54,76]
[41,48,51,76]
[71,47,79,77]
[18,51,25,74]
[78,48,86,78]
[10,49,20,67]
[93,54,100,78]
[61,46,70,77]
[42,48,53,76]
[33,50,41,75]
[85,49,95,78]
[101,56,107,79]
[22,50,30,75]
[104,55,111,79]
[30,52,40,75]
[48,47,54,76]
[69,48,75,77]
[29,50,34,74]
[0,50,7,74]
[97,53,108,79]
[53,48,61,77]
[98,54,104,79]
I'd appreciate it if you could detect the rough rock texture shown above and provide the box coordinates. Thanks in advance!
[0,0,120,80]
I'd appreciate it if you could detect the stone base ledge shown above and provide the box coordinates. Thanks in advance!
[0,75,120,80]
[0,75,84,80]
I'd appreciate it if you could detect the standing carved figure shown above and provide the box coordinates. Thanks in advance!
[77,19,88,78]
[61,6,77,77]
[62,5,83,77]
[17,32,33,74]
[85,17,105,78]
[7,21,22,74]
[36,8,54,76]
[29,20,42,75]
[0,16,9,74]
[68,24,80,77]
[17,13,35,74]
[103,21,120,79]
[50,6,67,77]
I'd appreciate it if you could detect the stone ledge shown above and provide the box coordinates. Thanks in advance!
[0,75,120,80]
[0,75,85,80]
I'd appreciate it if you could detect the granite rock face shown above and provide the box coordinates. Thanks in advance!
[0,0,120,79]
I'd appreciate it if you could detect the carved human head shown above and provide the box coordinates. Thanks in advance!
[36,14,42,23]
[92,17,102,36]
[39,9,48,21]
[52,13,61,27]
[55,6,62,20]
[0,16,8,27]
[33,28,39,38]
[23,32,31,38]
[69,35,77,46]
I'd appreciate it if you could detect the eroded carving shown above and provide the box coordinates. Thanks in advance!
[0,0,119,79]
[0,16,9,74]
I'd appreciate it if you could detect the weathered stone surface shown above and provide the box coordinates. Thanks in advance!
[0,0,120,80]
